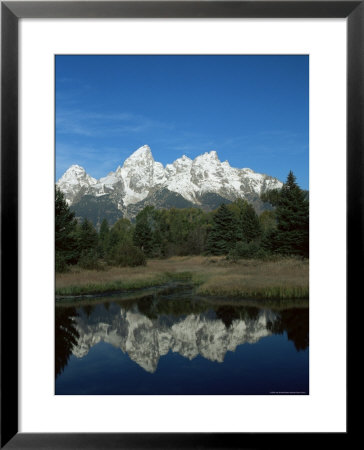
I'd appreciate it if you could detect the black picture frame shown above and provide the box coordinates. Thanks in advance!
[1,1,357,448]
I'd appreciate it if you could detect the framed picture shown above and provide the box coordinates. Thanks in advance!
[1,1,356,447]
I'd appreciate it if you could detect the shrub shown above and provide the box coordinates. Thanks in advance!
[228,241,268,260]
[108,242,146,267]
[55,253,70,273]
[78,249,103,270]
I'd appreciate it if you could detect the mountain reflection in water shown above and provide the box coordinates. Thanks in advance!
[55,291,309,394]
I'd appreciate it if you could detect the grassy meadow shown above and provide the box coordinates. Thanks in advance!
[55,256,309,300]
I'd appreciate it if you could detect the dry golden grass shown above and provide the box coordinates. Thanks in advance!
[197,258,309,298]
[56,256,308,299]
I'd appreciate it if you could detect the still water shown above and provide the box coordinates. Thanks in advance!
[55,285,309,395]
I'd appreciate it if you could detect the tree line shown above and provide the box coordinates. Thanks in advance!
[56,171,308,272]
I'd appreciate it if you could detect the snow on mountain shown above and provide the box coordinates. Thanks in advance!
[117,145,167,205]
[56,145,283,210]
[56,164,97,204]
[72,307,276,373]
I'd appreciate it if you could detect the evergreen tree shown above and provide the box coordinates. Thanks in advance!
[77,218,98,252]
[75,218,99,269]
[133,218,154,256]
[207,204,236,255]
[98,218,110,257]
[133,206,163,257]
[99,218,110,242]
[55,186,78,270]
[271,171,309,257]
[240,202,261,243]
[228,199,261,243]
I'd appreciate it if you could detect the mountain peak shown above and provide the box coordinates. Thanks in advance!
[67,164,86,172]
[131,144,152,158]
[59,164,89,182]
[123,145,154,167]
[199,150,218,159]
[194,150,220,165]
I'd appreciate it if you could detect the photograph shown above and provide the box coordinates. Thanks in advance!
[55,54,309,395]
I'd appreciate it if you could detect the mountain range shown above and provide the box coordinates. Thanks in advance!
[72,304,276,373]
[57,145,283,225]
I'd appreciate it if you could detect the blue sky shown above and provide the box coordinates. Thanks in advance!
[56,55,309,189]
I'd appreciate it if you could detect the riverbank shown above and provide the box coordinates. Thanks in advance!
[56,256,309,300]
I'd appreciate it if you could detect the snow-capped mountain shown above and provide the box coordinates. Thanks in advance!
[57,145,283,222]
[72,305,276,373]
[56,164,98,204]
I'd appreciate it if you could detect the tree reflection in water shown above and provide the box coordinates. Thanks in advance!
[267,308,309,351]
[55,307,79,378]
[215,305,260,328]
